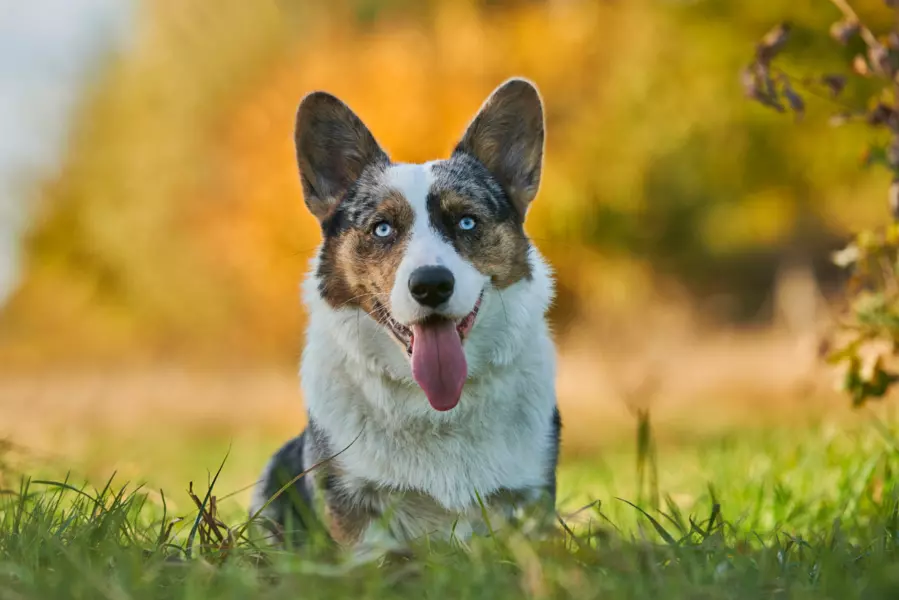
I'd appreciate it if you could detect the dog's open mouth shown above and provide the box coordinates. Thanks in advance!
[380,293,483,355]
[376,292,483,412]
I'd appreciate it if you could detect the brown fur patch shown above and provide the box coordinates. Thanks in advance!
[305,466,374,547]
[323,502,370,546]
[317,192,414,316]
[433,190,531,289]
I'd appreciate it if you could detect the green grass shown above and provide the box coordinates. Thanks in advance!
[4,415,899,599]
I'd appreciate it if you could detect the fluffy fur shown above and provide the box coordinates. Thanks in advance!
[250,78,560,551]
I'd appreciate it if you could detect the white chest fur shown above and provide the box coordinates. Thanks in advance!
[300,248,557,512]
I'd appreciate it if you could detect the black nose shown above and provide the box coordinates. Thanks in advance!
[409,266,455,308]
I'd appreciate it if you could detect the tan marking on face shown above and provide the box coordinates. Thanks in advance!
[319,191,414,316]
[437,191,531,289]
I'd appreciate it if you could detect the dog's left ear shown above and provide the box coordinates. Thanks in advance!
[453,78,545,217]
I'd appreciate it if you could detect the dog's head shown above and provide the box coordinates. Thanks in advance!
[296,79,545,412]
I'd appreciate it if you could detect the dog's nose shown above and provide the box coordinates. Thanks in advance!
[409,266,455,308]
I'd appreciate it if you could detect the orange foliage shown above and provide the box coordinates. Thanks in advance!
[3,0,885,363]
[197,0,619,353]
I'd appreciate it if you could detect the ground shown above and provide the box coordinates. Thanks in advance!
[1,339,898,599]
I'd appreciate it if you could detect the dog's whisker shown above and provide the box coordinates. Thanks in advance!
[497,289,510,329]
[337,292,387,310]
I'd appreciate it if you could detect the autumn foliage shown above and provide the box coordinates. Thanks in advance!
[2,0,896,364]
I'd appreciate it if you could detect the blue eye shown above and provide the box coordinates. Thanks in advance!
[458,216,477,231]
[373,222,393,238]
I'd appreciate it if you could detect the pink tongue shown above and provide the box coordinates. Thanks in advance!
[411,320,468,411]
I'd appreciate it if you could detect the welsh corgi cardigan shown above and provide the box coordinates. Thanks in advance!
[251,78,560,550]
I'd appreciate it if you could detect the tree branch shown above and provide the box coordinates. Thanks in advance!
[829,0,880,48]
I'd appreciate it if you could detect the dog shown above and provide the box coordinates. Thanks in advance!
[250,78,560,551]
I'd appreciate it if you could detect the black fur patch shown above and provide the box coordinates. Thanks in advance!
[255,432,316,543]
[547,406,562,502]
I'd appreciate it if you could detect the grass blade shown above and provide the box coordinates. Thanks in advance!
[616,497,678,546]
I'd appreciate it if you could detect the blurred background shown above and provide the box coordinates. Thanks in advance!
[0,0,893,507]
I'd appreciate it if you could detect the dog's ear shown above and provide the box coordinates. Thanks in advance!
[454,78,545,217]
[295,92,389,222]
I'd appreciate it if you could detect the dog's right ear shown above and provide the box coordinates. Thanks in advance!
[295,92,389,222]
[453,78,545,218]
